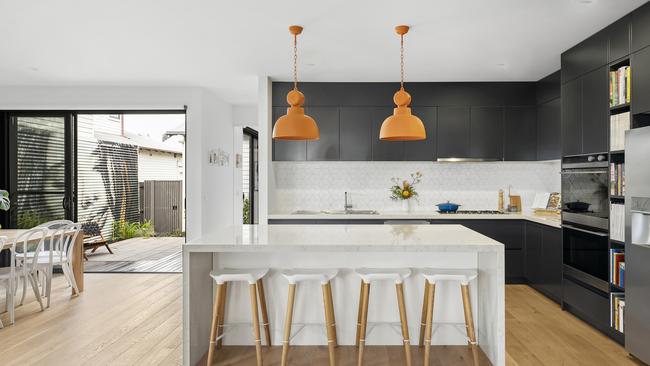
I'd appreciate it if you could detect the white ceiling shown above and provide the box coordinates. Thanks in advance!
[0,0,646,104]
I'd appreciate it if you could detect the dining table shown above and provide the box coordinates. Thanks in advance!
[0,228,84,295]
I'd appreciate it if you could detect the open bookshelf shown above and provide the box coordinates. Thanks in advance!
[608,57,629,341]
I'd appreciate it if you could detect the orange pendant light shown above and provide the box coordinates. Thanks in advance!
[380,25,426,141]
[272,25,320,141]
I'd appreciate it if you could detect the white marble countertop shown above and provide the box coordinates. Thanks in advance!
[267,211,561,228]
[184,224,504,252]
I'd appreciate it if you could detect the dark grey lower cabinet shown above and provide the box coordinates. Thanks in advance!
[525,222,562,303]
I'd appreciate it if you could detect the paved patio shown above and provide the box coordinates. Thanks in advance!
[84,236,183,273]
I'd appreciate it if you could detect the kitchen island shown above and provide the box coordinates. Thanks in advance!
[183,224,505,365]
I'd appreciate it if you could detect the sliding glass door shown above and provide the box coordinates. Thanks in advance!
[5,112,76,228]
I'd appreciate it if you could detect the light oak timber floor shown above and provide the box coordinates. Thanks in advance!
[0,274,643,366]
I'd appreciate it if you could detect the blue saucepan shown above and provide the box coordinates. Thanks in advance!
[436,201,461,213]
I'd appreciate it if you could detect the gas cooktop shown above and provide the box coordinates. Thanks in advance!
[438,210,506,215]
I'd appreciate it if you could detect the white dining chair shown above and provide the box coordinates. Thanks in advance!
[19,223,81,308]
[0,227,48,327]
[33,220,73,296]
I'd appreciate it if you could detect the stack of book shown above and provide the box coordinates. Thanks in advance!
[610,112,630,151]
[611,292,625,333]
[610,163,625,196]
[610,204,625,241]
[610,65,631,107]
[610,248,625,287]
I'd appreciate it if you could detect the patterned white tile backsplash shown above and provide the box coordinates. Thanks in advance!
[271,161,561,213]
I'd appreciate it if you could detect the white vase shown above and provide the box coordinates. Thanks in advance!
[402,199,415,213]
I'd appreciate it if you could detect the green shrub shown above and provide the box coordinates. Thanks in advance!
[112,220,155,241]
[243,196,250,224]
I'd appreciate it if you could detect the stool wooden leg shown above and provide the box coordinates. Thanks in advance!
[423,282,435,366]
[460,284,477,345]
[357,282,370,366]
[396,283,412,366]
[257,279,272,347]
[355,280,364,347]
[419,281,430,347]
[216,282,228,349]
[322,281,337,366]
[207,283,224,366]
[249,283,263,366]
[281,283,297,366]
[325,282,338,347]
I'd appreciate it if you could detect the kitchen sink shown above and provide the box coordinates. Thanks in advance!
[292,209,379,215]
[324,209,379,215]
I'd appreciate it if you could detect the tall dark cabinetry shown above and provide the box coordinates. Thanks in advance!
[562,78,582,156]
[632,47,650,115]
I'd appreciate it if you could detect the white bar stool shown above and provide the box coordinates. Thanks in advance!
[419,268,478,365]
[355,267,412,366]
[206,268,271,366]
[280,268,339,366]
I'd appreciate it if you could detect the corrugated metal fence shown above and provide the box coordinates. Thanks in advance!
[77,117,140,239]
[140,180,183,234]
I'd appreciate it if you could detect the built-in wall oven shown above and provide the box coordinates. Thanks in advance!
[561,154,610,292]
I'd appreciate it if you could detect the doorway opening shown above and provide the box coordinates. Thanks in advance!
[0,110,186,273]
[242,127,258,224]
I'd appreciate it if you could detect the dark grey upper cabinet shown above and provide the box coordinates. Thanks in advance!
[437,107,470,159]
[272,106,306,161]
[536,71,561,105]
[306,107,340,161]
[504,106,537,161]
[561,30,608,84]
[371,107,405,161]
[537,98,561,161]
[405,107,437,161]
[581,67,609,154]
[470,107,504,160]
[608,15,631,62]
[562,78,582,156]
[632,46,650,115]
[632,1,650,53]
[340,107,372,161]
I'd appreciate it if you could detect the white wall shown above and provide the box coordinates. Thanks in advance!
[232,104,258,127]
[0,85,236,240]
[200,90,236,234]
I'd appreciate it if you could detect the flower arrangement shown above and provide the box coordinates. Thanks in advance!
[389,172,422,201]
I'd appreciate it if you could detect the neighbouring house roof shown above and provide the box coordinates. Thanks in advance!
[95,131,184,154]
[163,123,186,141]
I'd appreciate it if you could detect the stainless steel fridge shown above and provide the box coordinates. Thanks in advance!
[625,125,650,364]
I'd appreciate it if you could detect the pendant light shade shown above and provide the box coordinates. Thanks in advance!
[380,25,426,141]
[273,25,320,141]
